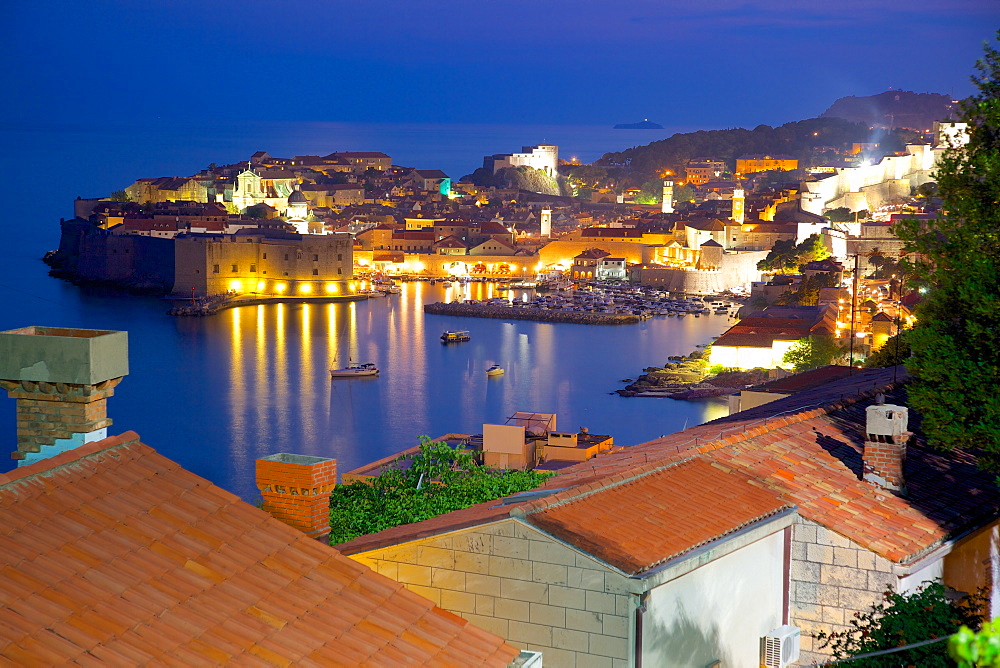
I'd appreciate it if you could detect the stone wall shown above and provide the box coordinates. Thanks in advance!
[790,519,896,663]
[350,520,632,668]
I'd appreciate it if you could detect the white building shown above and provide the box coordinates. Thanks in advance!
[485,144,559,177]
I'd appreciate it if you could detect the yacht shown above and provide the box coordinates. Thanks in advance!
[486,364,505,377]
[330,362,379,378]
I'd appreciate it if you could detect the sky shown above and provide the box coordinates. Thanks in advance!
[4,1,999,130]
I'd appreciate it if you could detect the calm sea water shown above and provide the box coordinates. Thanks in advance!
[0,119,727,500]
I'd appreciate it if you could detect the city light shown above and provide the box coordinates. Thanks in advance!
[325,283,337,294]
[300,283,312,294]
[276,283,287,293]
[228,280,243,293]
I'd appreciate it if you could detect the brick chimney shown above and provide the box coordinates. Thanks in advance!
[0,327,128,466]
[256,453,337,542]
[862,402,911,493]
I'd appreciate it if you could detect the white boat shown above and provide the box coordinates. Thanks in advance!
[486,364,504,377]
[330,362,379,378]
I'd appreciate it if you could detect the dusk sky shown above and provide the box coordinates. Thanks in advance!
[5,1,1000,130]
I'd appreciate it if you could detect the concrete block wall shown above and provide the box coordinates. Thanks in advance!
[350,519,632,668]
[790,519,896,664]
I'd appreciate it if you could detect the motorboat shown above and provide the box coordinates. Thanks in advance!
[486,364,505,377]
[330,362,379,378]
[441,330,471,343]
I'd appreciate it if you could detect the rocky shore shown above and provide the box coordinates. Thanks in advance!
[424,302,640,325]
[617,352,770,399]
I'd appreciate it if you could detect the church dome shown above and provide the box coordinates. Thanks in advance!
[288,188,307,204]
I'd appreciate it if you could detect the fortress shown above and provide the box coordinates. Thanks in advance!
[800,122,967,215]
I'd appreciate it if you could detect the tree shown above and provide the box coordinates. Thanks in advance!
[328,436,552,544]
[782,335,844,372]
[864,331,912,368]
[817,581,985,667]
[108,189,130,202]
[634,179,663,204]
[950,619,1000,667]
[757,238,799,273]
[795,233,830,265]
[892,32,1000,470]
[825,206,855,222]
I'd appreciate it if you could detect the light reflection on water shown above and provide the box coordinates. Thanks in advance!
[207,283,734,501]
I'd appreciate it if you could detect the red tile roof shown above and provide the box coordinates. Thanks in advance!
[0,433,518,665]
[528,459,790,575]
[339,367,1000,567]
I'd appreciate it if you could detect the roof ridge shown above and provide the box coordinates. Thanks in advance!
[514,455,702,517]
[0,431,143,486]
[515,377,905,517]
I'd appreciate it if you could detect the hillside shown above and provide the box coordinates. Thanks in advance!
[820,90,956,132]
[593,117,920,184]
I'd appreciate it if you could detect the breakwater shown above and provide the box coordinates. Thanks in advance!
[424,302,639,324]
[168,293,368,316]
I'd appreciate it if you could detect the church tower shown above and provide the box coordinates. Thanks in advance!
[731,188,745,224]
[661,181,674,214]
[540,209,552,237]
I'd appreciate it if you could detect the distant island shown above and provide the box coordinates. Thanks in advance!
[614,119,664,130]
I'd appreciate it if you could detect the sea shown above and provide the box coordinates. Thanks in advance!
[0,119,732,501]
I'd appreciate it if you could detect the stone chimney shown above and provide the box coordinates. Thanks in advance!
[0,327,128,466]
[862,403,911,493]
[256,453,337,542]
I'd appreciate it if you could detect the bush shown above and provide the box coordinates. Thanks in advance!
[328,436,552,544]
[817,581,985,667]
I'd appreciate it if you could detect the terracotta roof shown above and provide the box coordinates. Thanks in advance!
[527,459,790,575]
[340,367,1000,567]
[0,433,518,666]
[750,365,856,393]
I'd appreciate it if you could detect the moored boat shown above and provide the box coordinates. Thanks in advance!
[486,364,504,377]
[441,330,471,343]
[330,362,379,378]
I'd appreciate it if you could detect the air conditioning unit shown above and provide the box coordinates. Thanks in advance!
[760,625,800,668]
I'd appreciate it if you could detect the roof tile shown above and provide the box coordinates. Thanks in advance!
[0,433,518,665]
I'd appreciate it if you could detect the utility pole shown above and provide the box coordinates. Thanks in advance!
[849,253,860,368]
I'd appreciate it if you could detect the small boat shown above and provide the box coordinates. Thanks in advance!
[486,364,504,377]
[330,362,379,378]
[441,330,471,343]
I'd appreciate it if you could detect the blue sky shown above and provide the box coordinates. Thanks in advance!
[5,1,998,129]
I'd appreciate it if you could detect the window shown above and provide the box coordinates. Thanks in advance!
[250,264,256,273]
[262,253,267,259]
[313,254,319,261]
[213,264,220,273]
[284,254,289,261]
[312,269,319,276]
[337,268,342,274]
[231,264,238,272]
[337,254,343,261]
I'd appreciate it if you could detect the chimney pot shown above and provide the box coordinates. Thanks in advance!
[0,327,128,465]
[257,453,337,542]
[862,403,909,492]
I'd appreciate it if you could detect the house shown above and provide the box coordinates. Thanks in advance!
[569,248,609,281]
[0,326,522,665]
[336,366,1000,666]
[709,305,837,370]
[736,154,798,175]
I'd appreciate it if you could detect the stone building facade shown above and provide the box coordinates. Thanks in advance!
[351,521,632,668]
[173,232,354,297]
